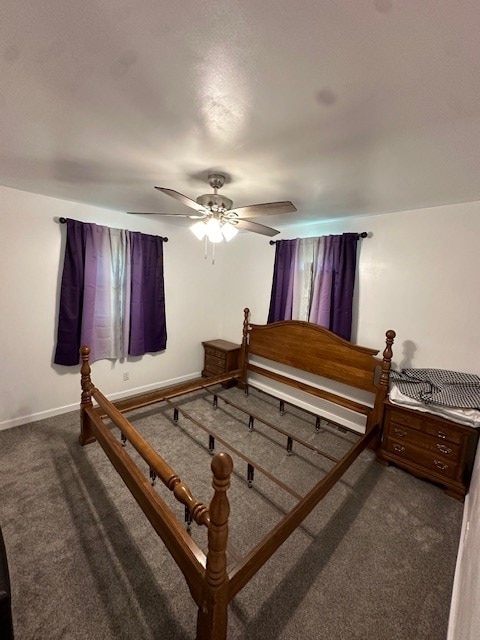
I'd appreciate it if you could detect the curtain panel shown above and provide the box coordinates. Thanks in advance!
[54,219,166,365]
[267,233,358,340]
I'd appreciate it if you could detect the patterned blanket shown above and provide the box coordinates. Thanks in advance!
[391,368,480,410]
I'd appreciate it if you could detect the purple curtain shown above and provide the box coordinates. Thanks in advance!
[54,219,88,366]
[129,232,167,356]
[267,238,298,323]
[54,220,166,365]
[267,233,358,340]
[80,224,130,362]
[309,233,358,340]
[331,233,358,339]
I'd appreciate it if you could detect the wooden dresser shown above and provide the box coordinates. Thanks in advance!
[377,400,479,500]
[201,339,241,387]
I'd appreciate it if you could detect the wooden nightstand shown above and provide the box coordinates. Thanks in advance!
[202,339,241,388]
[377,400,479,500]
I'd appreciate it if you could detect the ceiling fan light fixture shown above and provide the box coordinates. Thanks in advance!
[190,220,207,240]
[221,221,238,241]
[205,217,223,243]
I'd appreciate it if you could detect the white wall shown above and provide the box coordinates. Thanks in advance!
[448,448,480,640]
[1,185,479,429]
[221,201,480,376]
[0,186,226,428]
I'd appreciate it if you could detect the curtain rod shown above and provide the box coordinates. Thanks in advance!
[269,232,368,245]
[56,217,168,242]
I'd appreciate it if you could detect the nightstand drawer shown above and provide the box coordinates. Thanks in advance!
[204,346,226,361]
[383,436,459,481]
[389,410,424,431]
[385,422,461,460]
[388,406,464,445]
[424,422,463,445]
[204,355,227,374]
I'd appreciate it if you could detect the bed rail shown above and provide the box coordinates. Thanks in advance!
[89,388,211,528]
[228,421,378,597]
[79,346,233,633]
[83,402,207,602]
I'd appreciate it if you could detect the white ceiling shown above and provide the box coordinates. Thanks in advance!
[2,0,480,230]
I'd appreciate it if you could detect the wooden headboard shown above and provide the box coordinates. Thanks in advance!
[239,308,396,433]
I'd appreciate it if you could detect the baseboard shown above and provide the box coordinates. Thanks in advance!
[0,372,201,432]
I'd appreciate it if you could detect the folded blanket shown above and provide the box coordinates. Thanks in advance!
[390,368,480,410]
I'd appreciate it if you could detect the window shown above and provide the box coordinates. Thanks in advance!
[267,233,358,341]
[54,219,167,365]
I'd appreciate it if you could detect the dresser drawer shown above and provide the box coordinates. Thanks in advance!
[389,406,465,445]
[383,436,460,481]
[389,410,424,431]
[204,355,227,374]
[424,421,463,445]
[385,422,461,460]
[204,346,227,361]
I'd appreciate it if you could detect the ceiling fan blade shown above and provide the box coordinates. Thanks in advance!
[233,219,280,237]
[127,211,205,218]
[229,201,297,219]
[155,187,207,213]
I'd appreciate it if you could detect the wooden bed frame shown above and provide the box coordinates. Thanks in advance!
[79,308,395,639]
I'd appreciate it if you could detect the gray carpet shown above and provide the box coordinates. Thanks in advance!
[0,386,463,639]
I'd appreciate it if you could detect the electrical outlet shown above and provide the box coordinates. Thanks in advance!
[123,372,129,381]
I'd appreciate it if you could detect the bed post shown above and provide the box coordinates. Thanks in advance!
[237,307,250,391]
[79,346,96,446]
[380,330,396,390]
[196,452,233,640]
[369,329,396,449]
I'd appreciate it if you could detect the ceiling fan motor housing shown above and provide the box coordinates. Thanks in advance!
[195,173,233,212]
[196,193,233,212]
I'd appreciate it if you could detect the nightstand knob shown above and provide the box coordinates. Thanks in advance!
[393,444,406,453]
[434,460,448,471]
[437,431,447,439]
[393,428,407,438]
[436,444,452,455]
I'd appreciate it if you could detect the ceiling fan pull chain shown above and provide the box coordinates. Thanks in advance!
[212,241,216,265]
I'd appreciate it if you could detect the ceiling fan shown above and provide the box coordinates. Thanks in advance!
[127,173,297,242]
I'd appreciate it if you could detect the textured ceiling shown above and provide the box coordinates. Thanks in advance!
[1,0,480,230]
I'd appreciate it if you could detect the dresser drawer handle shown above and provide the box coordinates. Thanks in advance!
[434,460,448,471]
[393,444,406,453]
[393,428,407,438]
[436,444,453,455]
[437,431,447,439]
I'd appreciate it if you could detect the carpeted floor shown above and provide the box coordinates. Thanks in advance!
[0,386,464,639]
